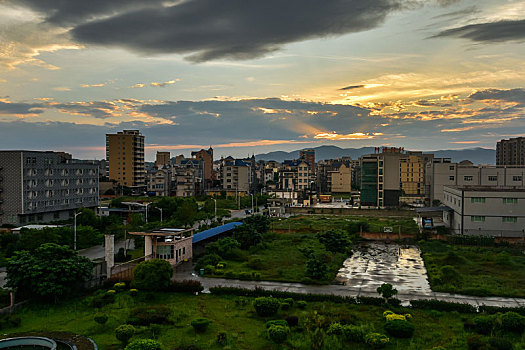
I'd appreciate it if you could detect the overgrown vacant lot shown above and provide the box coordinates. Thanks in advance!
[203,231,347,284]
[6,290,521,350]
[272,215,419,234]
[420,240,525,297]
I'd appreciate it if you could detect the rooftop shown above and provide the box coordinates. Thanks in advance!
[444,185,525,192]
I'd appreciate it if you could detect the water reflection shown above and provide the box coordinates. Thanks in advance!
[335,242,432,294]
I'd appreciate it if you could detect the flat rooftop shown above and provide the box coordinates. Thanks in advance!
[129,227,194,237]
[444,185,525,192]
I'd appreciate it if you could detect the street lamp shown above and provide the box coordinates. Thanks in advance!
[143,202,152,223]
[156,207,163,223]
[74,211,83,250]
[212,198,217,218]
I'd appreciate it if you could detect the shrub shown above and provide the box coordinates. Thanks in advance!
[488,338,513,350]
[216,331,228,345]
[383,310,394,318]
[410,299,477,313]
[265,320,288,328]
[473,315,496,335]
[500,311,525,332]
[169,280,204,294]
[115,324,135,345]
[125,339,163,350]
[281,302,291,310]
[114,282,126,291]
[191,318,211,332]
[195,254,221,271]
[129,289,138,297]
[247,257,264,270]
[132,259,173,292]
[376,283,398,302]
[364,333,390,348]
[94,314,108,326]
[285,316,299,327]
[204,265,215,274]
[342,325,366,342]
[385,313,406,322]
[284,298,294,306]
[384,319,415,338]
[297,301,307,309]
[92,291,115,308]
[267,325,290,344]
[327,322,345,335]
[238,272,252,280]
[253,297,280,317]
[6,314,21,327]
[127,306,171,326]
[466,335,486,350]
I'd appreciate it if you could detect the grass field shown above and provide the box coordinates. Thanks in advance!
[420,240,525,297]
[6,290,522,350]
[271,215,419,234]
[205,232,347,284]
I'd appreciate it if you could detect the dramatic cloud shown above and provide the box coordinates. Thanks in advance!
[435,19,525,43]
[68,0,404,61]
[340,85,366,91]
[0,100,44,116]
[469,88,525,106]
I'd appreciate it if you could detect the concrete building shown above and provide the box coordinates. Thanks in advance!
[222,158,251,192]
[192,147,213,189]
[330,162,352,193]
[130,228,194,266]
[0,151,99,226]
[147,167,171,197]
[279,160,312,191]
[299,149,315,174]
[155,152,171,168]
[106,130,145,190]
[174,159,204,197]
[442,186,525,237]
[497,137,525,166]
[426,158,525,203]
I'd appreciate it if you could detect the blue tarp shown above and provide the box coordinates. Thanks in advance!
[192,222,243,244]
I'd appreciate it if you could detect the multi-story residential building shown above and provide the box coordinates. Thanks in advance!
[442,186,525,237]
[299,149,315,174]
[222,158,251,192]
[497,137,525,166]
[330,162,352,193]
[106,130,145,190]
[155,151,171,168]
[360,148,430,207]
[191,147,213,189]
[426,158,525,203]
[0,151,99,226]
[279,160,312,191]
[147,167,171,197]
[174,159,204,197]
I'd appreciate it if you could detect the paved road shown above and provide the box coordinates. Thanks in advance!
[173,263,525,308]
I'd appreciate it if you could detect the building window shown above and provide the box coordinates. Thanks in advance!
[471,197,486,203]
[471,216,485,222]
[449,166,455,170]
[464,176,473,181]
[503,198,518,204]
[488,175,497,181]
[513,175,523,182]
[449,176,455,181]
[378,161,383,167]
[502,216,518,223]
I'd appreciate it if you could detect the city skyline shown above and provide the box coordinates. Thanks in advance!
[1,0,525,160]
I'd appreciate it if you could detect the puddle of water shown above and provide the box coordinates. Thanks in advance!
[335,242,432,294]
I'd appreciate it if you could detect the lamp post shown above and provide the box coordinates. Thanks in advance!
[74,211,83,250]
[143,202,152,223]
[212,198,217,218]
[156,207,163,223]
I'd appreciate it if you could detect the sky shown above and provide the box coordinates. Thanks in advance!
[1,0,525,161]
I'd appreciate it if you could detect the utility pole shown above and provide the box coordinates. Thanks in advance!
[156,207,163,223]
[73,211,83,250]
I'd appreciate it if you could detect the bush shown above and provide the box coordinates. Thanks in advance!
[488,338,513,350]
[410,299,476,313]
[327,322,345,335]
[114,282,127,291]
[92,291,115,308]
[191,318,211,333]
[285,316,298,327]
[125,339,163,350]
[265,320,288,328]
[169,280,204,294]
[216,331,228,345]
[467,335,486,350]
[281,302,291,310]
[297,301,307,309]
[342,325,366,342]
[364,333,390,349]
[500,311,525,332]
[473,315,496,335]
[267,325,290,344]
[94,314,108,326]
[115,324,135,345]
[253,297,280,317]
[247,257,264,270]
[195,254,221,271]
[132,259,173,292]
[127,306,171,326]
[384,319,415,338]
[376,283,398,301]
[129,289,138,297]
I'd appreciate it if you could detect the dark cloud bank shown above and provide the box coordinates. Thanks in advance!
[435,19,525,43]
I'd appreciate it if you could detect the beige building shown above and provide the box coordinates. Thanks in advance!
[497,137,525,166]
[222,158,251,192]
[106,130,145,189]
[147,168,171,197]
[330,163,352,193]
[426,158,525,203]
[443,186,525,237]
[155,152,171,167]
[279,160,312,191]
[130,228,193,266]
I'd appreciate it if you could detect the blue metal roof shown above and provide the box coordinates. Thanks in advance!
[192,222,243,243]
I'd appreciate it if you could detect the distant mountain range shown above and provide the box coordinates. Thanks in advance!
[255,146,496,165]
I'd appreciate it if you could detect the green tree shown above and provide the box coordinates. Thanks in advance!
[376,283,398,303]
[243,215,270,234]
[132,259,173,291]
[205,237,241,259]
[125,339,163,350]
[175,200,199,227]
[233,225,262,249]
[115,324,135,346]
[6,243,93,302]
[317,230,351,253]
[305,253,328,280]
